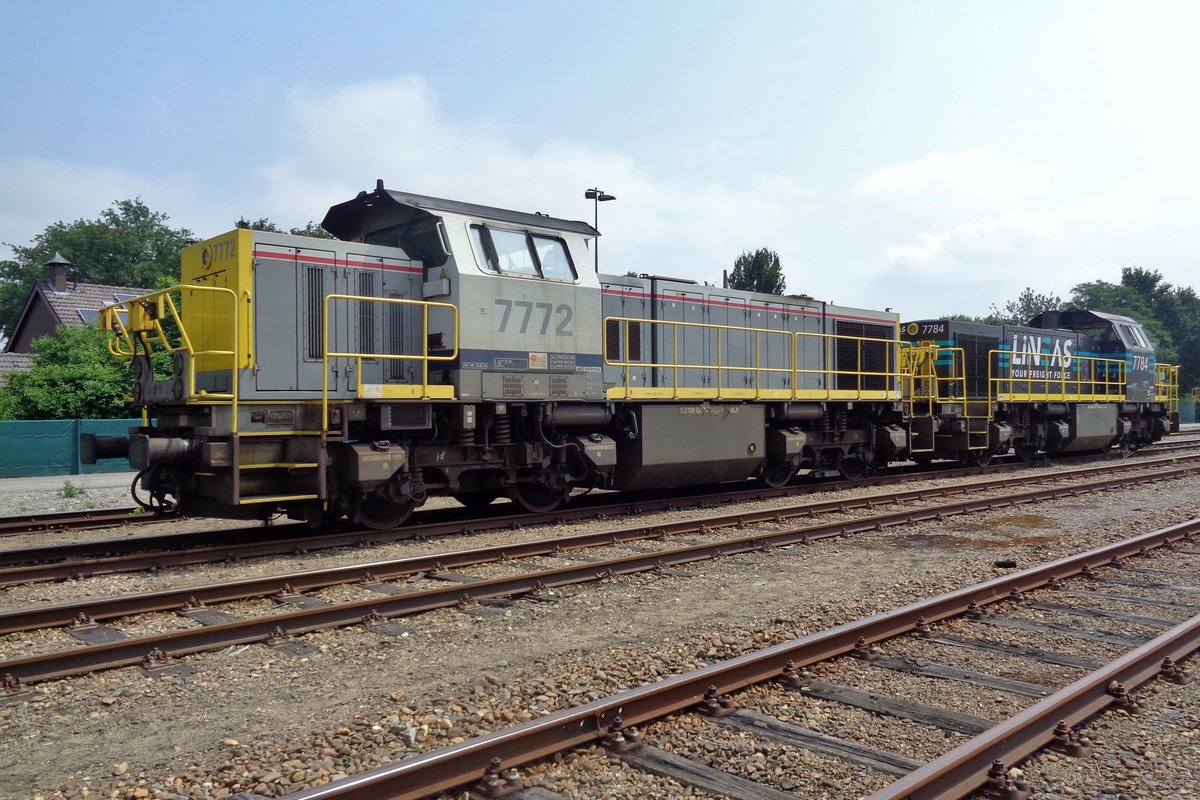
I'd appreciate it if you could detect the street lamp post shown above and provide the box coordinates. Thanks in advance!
[584,188,615,272]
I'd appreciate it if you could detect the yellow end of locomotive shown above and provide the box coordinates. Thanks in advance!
[180,229,255,370]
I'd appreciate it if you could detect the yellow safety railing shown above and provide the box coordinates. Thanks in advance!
[989,349,1126,403]
[99,285,241,413]
[321,294,459,429]
[900,343,969,414]
[1155,363,1179,412]
[602,316,902,401]
[900,343,991,453]
[800,329,903,401]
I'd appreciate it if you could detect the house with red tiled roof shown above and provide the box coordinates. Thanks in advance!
[0,253,149,388]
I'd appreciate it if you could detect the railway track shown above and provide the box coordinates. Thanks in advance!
[3,451,1198,589]
[0,506,175,536]
[0,460,1189,692]
[0,437,1194,541]
[271,520,1200,800]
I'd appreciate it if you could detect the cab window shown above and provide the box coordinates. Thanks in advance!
[468,224,577,281]
[468,226,496,272]
[490,228,539,275]
[532,235,574,280]
[1121,324,1150,348]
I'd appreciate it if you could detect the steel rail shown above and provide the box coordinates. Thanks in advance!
[0,507,174,536]
[866,613,1200,799]
[0,468,1191,687]
[0,463,1183,634]
[2,443,1193,568]
[0,462,1007,566]
[2,451,1195,588]
[0,437,1190,541]
[276,518,1200,800]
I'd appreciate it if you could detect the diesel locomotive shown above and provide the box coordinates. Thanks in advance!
[83,182,1179,527]
[901,311,1175,465]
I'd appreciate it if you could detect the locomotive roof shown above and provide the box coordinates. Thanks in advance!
[323,183,599,241]
[1026,308,1141,328]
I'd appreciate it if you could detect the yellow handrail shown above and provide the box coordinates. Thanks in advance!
[98,286,241,422]
[1155,363,1179,411]
[988,349,1126,403]
[321,293,459,436]
[901,343,972,415]
[602,316,902,401]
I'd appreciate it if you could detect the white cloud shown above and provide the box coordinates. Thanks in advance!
[0,155,219,258]
[884,209,1058,272]
[0,77,824,297]
[853,150,1051,213]
[6,75,1195,327]
[252,77,820,288]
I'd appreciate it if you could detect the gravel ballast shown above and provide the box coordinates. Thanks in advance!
[0,461,1197,799]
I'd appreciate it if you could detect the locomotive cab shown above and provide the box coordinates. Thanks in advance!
[1027,309,1156,402]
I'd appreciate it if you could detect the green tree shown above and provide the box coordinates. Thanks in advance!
[728,248,785,294]
[290,220,334,239]
[235,216,281,232]
[0,325,132,419]
[235,217,334,239]
[1072,267,1192,384]
[0,199,192,339]
[987,287,1063,325]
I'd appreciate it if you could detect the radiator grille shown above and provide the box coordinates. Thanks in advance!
[956,333,999,397]
[387,292,405,381]
[305,266,324,360]
[357,272,376,356]
[834,321,892,391]
[605,319,643,362]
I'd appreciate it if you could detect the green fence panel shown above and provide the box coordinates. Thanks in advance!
[0,418,141,478]
[0,420,73,477]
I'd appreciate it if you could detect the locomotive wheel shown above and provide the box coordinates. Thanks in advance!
[356,494,416,530]
[762,461,797,489]
[961,450,992,467]
[508,482,567,514]
[1015,442,1038,462]
[837,456,867,481]
[452,491,501,511]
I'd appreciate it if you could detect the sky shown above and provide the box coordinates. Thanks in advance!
[1,0,1198,319]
